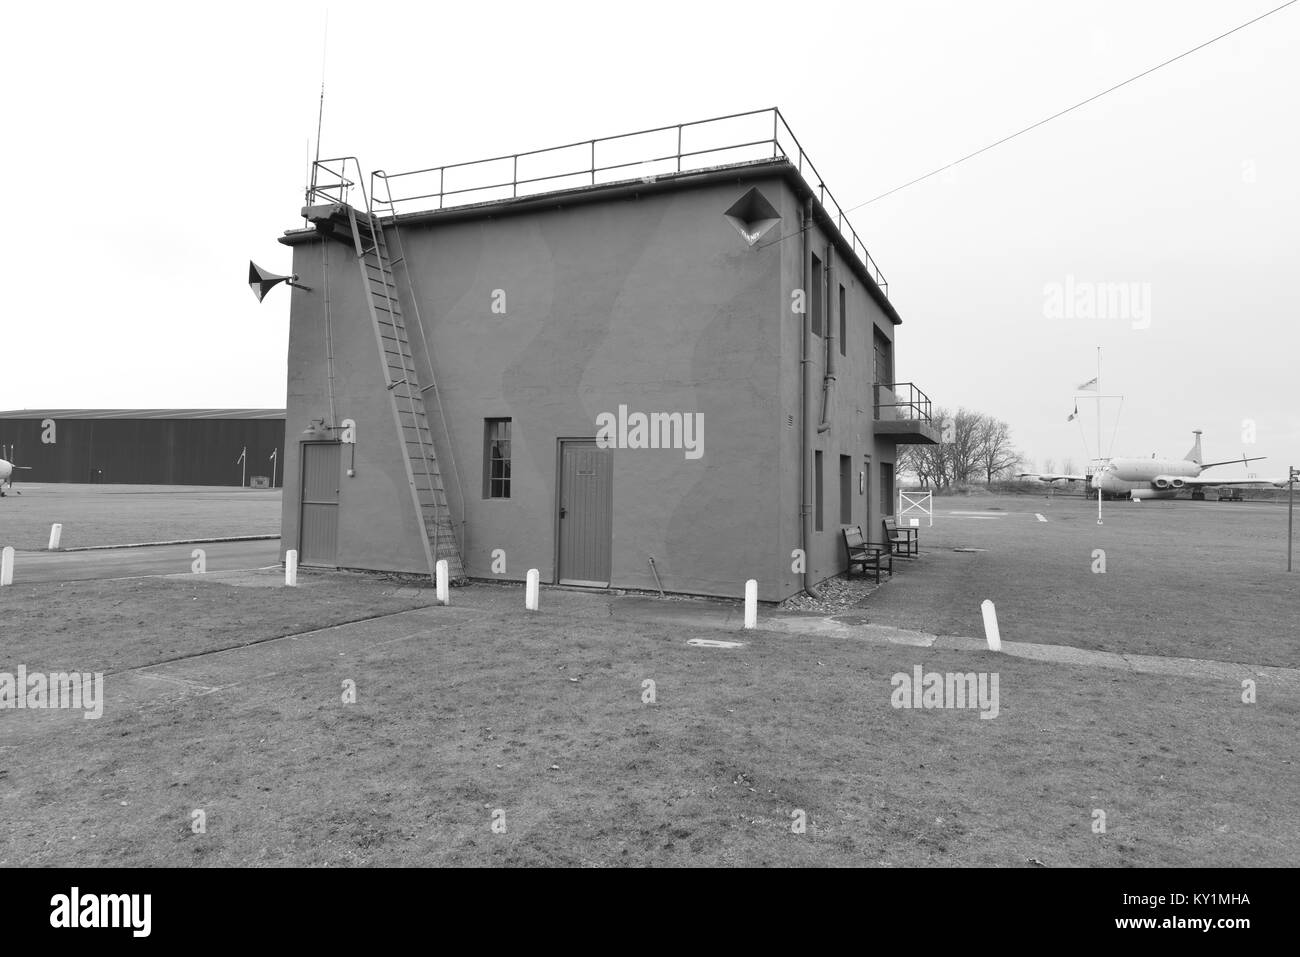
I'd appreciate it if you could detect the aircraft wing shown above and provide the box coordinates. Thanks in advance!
[1018,472,1087,483]
[1180,475,1296,489]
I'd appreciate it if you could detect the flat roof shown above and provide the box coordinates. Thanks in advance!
[284,160,902,325]
[290,108,901,323]
[0,409,286,420]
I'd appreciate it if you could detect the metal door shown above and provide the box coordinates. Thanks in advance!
[557,440,612,586]
[299,442,340,566]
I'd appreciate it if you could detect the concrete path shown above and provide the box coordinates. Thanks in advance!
[5,539,280,584]
[609,596,1300,687]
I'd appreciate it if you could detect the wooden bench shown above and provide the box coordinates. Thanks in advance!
[842,525,893,583]
[883,517,919,558]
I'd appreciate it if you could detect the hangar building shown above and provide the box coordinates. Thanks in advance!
[276,108,938,600]
[0,409,285,486]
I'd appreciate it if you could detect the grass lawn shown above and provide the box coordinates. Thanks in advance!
[864,494,1300,669]
[0,572,439,675]
[0,484,280,550]
[2,575,1296,867]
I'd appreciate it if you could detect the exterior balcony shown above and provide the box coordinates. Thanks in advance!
[873,382,940,444]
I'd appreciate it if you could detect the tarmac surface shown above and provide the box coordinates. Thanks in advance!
[6,539,280,584]
[610,595,1300,688]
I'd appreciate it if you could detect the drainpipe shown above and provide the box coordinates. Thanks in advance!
[817,244,836,433]
[801,199,822,599]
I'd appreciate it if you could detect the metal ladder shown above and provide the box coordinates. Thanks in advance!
[344,205,465,582]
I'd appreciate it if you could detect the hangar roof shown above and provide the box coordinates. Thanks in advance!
[0,409,285,420]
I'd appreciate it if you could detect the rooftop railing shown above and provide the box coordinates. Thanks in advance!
[310,108,888,297]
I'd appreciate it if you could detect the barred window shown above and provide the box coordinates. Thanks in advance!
[483,418,511,499]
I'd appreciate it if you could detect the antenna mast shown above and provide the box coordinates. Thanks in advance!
[308,11,328,206]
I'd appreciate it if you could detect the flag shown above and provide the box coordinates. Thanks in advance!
[236,448,246,465]
[1077,377,1098,391]
[1067,412,1076,422]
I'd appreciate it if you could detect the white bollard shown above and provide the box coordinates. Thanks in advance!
[436,559,449,605]
[48,524,62,550]
[285,549,298,586]
[743,579,758,629]
[981,599,1001,651]
[0,546,13,586]
[525,568,540,611]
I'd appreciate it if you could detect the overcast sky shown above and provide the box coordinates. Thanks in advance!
[2,0,1295,477]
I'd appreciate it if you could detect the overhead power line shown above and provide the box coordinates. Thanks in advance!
[845,0,1298,213]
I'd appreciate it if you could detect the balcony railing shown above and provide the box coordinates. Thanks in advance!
[309,107,889,297]
[874,382,932,424]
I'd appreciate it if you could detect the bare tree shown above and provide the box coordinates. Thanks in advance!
[895,444,920,486]
[946,407,983,486]
[976,417,1023,483]
[899,408,1026,489]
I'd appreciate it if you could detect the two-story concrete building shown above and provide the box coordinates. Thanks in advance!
[275,108,937,600]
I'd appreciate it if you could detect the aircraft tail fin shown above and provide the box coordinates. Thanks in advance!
[1184,430,1203,465]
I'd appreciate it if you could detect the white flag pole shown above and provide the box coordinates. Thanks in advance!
[1096,347,1103,525]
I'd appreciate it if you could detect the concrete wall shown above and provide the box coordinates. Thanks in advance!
[283,175,794,597]
[279,169,906,600]
[775,202,900,595]
[280,242,429,574]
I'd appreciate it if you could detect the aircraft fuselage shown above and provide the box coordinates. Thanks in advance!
[1093,457,1202,499]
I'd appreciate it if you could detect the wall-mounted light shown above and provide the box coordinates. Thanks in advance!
[724,187,782,246]
[301,418,334,439]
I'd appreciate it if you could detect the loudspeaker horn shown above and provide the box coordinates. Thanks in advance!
[249,261,310,301]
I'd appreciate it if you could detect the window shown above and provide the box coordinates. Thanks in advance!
[873,326,892,385]
[863,454,872,518]
[839,454,852,525]
[814,450,824,532]
[810,254,823,337]
[483,418,512,498]
[881,461,895,518]
[838,285,847,357]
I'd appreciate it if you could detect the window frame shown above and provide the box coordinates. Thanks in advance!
[810,254,824,338]
[838,284,847,357]
[814,450,824,532]
[839,454,852,525]
[483,417,512,499]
